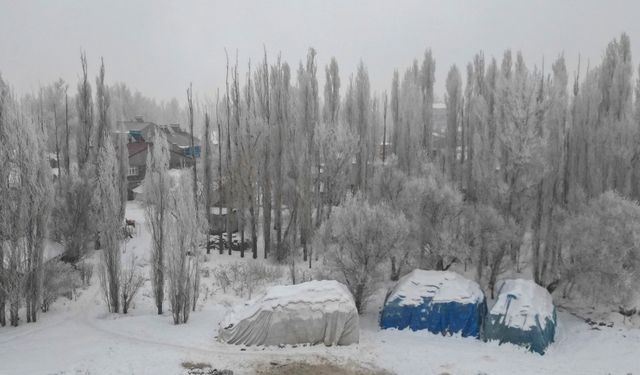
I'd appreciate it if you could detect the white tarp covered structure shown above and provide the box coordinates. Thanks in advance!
[218,280,359,346]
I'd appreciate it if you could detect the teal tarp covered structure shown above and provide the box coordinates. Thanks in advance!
[380,270,487,337]
[484,279,557,355]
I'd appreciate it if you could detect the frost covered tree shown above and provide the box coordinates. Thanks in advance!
[396,65,423,175]
[271,59,291,262]
[467,204,518,298]
[0,78,52,326]
[255,50,272,259]
[57,53,97,263]
[144,132,171,315]
[317,194,408,313]
[397,164,466,271]
[94,60,127,314]
[166,171,200,324]
[323,57,340,125]
[96,138,122,313]
[295,48,320,263]
[202,112,213,254]
[316,120,357,220]
[560,191,640,306]
[77,53,95,169]
[445,65,462,181]
[419,50,436,153]
[353,62,371,191]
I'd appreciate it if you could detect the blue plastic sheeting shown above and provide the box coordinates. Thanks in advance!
[484,304,557,355]
[380,297,487,338]
[183,145,201,158]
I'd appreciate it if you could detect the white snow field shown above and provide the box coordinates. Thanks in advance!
[0,202,638,375]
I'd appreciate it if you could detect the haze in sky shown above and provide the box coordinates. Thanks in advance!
[1,0,639,103]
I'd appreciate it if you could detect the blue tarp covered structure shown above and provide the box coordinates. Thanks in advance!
[483,279,557,355]
[380,270,487,338]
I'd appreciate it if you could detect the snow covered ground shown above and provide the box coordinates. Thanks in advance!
[0,202,639,375]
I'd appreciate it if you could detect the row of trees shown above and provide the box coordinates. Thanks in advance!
[0,55,173,326]
[187,34,639,311]
[316,34,640,311]
[2,32,640,324]
[0,75,53,326]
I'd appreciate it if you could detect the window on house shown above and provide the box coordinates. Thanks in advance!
[128,166,138,176]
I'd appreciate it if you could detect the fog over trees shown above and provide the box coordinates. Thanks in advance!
[1,32,640,329]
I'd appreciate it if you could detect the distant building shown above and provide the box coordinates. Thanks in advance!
[117,116,200,198]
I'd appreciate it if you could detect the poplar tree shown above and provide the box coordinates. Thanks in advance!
[445,65,462,182]
[144,132,171,315]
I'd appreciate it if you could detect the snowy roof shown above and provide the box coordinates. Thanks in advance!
[132,185,145,194]
[222,280,356,327]
[387,269,485,306]
[490,279,555,330]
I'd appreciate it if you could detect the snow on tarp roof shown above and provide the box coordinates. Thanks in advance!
[490,279,555,330]
[220,280,359,346]
[221,280,356,327]
[388,269,484,306]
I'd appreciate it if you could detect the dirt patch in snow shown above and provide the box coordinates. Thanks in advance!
[256,359,393,375]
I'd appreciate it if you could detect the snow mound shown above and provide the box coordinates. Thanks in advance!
[219,280,359,346]
[388,269,485,306]
[490,279,555,330]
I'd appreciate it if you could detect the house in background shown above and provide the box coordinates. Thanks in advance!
[118,116,200,199]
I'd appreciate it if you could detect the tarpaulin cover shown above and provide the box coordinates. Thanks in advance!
[483,279,557,355]
[218,280,359,346]
[380,270,487,338]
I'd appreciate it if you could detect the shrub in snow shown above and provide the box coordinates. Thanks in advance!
[483,279,557,355]
[380,269,487,337]
[120,254,145,314]
[41,260,81,312]
[219,280,359,346]
[212,262,281,298]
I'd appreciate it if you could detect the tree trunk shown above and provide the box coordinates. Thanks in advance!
[239,197,245,258]
[274,122,283,261]
[263,150,272,259]
[10,300,19,327]
[187,84,198,216]
[532,179,544,285]
[225,51,234,256]
[390,256,400,281]
[204,114,212,254]
[155,244,164,315]
[0,301,5,327]
[64,92,71,173]
[249,195,258,259]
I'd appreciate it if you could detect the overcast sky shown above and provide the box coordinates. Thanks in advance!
[1,0,639,104]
